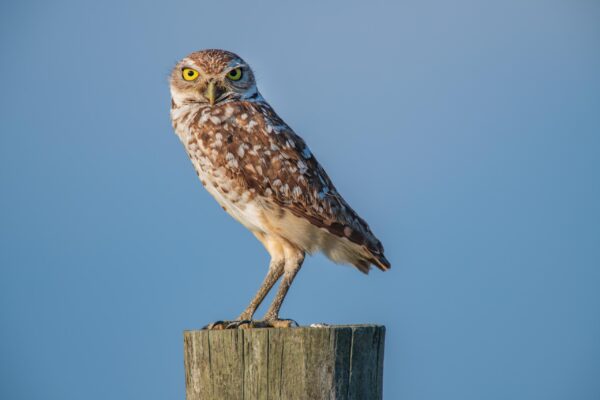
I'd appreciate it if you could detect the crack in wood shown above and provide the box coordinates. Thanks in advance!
[183,325,385,400]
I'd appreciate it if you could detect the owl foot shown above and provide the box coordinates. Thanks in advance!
[249,318,299,328]
[202,319,299,330]
[202,320,252,330]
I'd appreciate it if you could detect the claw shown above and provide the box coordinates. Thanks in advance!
[225,320,253,329]
[202,320,251,330]
[202,320,225,330]
[253,318,299,328]
[202,318,299,330]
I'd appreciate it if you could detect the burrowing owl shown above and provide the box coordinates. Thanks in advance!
[170,49,390,328]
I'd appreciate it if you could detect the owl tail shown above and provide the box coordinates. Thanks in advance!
[371,253,391,272]
[354,249,391,274]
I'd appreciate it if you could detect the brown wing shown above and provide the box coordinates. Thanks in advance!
[208,101,390,270]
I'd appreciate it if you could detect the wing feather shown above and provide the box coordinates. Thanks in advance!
[192,100,390,270]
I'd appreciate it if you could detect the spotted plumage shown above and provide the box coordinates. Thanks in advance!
[170,49,390,328]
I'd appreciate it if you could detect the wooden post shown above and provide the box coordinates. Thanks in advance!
[183,324,385,400]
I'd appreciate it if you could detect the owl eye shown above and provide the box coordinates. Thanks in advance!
[182,68,199,81]
[226,68,243,81]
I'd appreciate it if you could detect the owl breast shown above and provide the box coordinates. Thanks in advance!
[172,103,267,233]
[190,151,266,233]
[171,100,389,271]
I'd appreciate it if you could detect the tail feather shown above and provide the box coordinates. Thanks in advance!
[355,248,391,274]
[370,253,391,272]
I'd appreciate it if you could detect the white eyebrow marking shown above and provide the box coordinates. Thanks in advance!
[227,59,247,69]
[181,58,206,75]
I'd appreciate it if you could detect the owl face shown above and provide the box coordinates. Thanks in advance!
[170,49,258,107]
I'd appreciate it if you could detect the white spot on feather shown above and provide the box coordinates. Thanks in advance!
[237,145,245,158]
[297,160,308,174]
[318,186,330,199]
[200,113,211,124]
[247,120,258,130]
[225,152,238,168]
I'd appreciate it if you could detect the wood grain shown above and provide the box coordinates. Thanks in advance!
[184,325,385,400]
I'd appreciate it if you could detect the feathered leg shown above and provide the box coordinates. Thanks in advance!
[258,248,305,327]
[237,258,284,320]
[204,232,295,330]
[204,258,284,330]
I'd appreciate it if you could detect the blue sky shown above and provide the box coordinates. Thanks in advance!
[1,1,599,399]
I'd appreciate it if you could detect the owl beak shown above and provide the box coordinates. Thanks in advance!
[204,81,225,106]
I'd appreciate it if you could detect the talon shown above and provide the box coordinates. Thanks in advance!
[225,320,253,329]
[251,318,298,328]
[203,320,257,330]
[202,318,298,330]
[202,320,226,330]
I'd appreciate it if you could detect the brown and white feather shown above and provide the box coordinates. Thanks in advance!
[170,50,390,273]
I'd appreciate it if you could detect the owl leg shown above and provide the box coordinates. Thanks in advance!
[203,233,289,330]
[225,247,304,329]
[256,248,305,327]
[237,258,285,321]
[203,258,285,330]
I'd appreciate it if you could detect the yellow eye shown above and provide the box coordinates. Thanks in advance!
[182,68,199,81]
[226,68,243,81]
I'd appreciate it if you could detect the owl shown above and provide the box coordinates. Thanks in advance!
[170,49,390,329]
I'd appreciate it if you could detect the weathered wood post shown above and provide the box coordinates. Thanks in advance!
[184,324,385,400]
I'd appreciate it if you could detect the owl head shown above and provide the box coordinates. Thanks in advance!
[170,49,259,107]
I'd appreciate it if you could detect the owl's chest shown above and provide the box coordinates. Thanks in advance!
[185,137,265,232]
[172,104,270,230]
